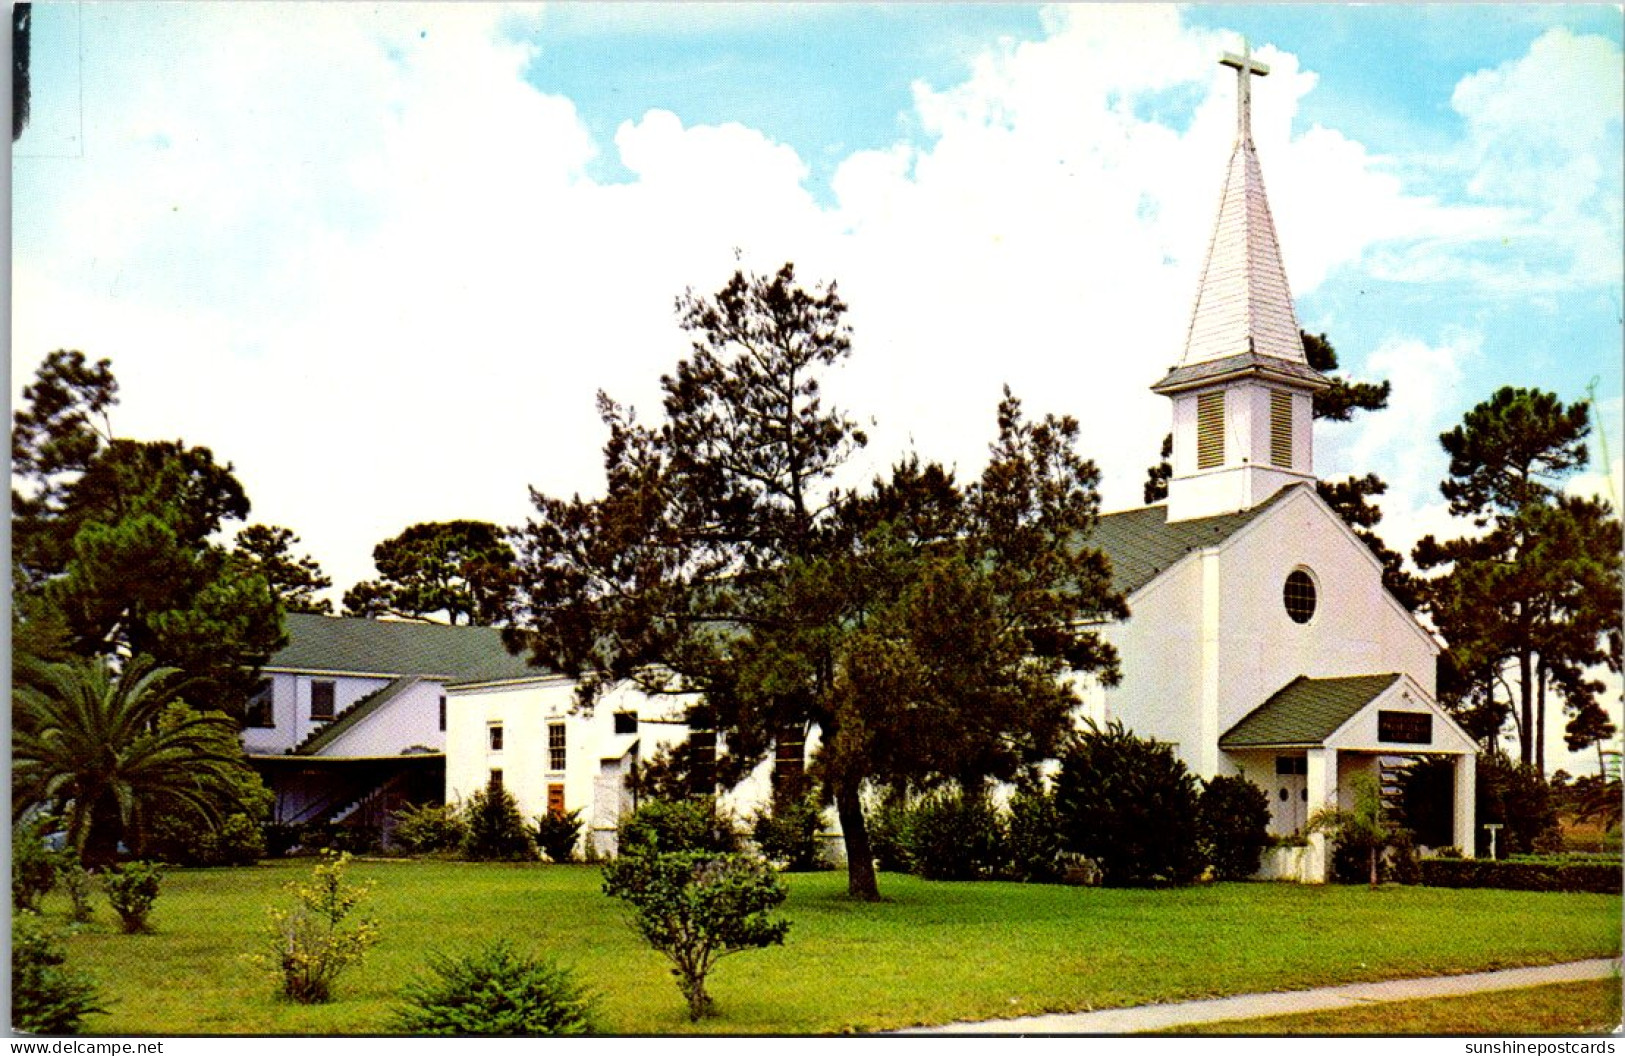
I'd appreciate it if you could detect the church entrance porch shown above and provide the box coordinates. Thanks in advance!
[1220,673,1479,882]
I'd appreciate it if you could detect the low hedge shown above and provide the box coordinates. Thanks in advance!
[1418,856,1622,894]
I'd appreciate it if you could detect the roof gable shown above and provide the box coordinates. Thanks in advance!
[267,614,538,683]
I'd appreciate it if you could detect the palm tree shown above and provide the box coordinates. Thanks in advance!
[1307,772,1397,888]
[13,653,249,865]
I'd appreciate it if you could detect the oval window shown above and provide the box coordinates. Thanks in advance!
[1283,569,1316,624]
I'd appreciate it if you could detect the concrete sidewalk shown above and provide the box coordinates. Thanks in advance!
[894,958,1621,1034]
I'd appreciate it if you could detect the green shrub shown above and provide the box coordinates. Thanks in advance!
[392,940,596,1035]
[101,861,163,933]
[750,795,827,872]
[11,913,105,1034]
[1197,775,1271,880]
[1054,721,1203,886]
[391,802,468,855]
[460,787,538,862]
[300,822,382,857]
[601,851,789,1021]
[146,811,265,866]
[141,702,275,864]
[899,788,1005,881]
[254,852,381,1003]
[1005,787,1066,883]
[12,815,59,911]
[864,797,914,873]
[1417,856,1622,894]
[617,797,740,857]
[533,809,585,864]
[262,822,303,858]
[1388,829,1422,886]
[57,855,97,923]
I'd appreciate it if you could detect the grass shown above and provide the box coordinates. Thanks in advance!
[1159,979,1623,1036]
[36,859,1622,1035]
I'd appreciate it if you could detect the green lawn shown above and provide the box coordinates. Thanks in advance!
[1160,980,1622,1036]
[38,859,1622,1035]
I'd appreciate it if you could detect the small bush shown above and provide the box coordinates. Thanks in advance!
[461,787,538,862]
[602,851,789,1021]
[102,861,162,933]
[1197,775,1271,880]
[145,811,265,866]
[57,855,97,923]
[533,809,585,864]
[617,797,740,857]
[1054,721,1203,886]
[392,941,596,1035]
[1388,829,1422,885]
[864,798,914,873]
[13,815,59,911]
[900,788,1005,881]
[254,852,381,1003]
[262,823,303,859]
[391,802,469,856]
[750,794,827,872]
[11,913,105,1034]
[1005,787,1066,883]
[300,822,382,857]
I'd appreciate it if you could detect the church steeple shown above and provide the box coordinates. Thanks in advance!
[1152,41,1329,523]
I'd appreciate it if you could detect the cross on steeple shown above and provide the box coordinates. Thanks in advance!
[1219,39,1269,145]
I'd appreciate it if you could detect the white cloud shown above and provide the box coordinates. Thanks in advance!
[1445,27,1621,292]
[1319,330,1482,561]
[12,4,1590,603]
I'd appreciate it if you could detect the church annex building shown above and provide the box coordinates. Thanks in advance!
[242,47,1476,882]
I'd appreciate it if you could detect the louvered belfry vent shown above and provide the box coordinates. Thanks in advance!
[1269,389,1293,468]
[1197,392,1225,470]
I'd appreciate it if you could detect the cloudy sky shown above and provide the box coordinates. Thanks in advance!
[13,4,1623,765]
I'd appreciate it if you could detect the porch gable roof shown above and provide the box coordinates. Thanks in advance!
[1219,673,1403,748]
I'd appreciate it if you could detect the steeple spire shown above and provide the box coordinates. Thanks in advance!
[1167,40,1315,371]
[1150,41,1329,523]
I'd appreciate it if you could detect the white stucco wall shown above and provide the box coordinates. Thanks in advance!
[445,677,790,855]
[1210,490,1437,743]
[1092,555,1208,765]
[323,679,448,757]
[240,672,392,755]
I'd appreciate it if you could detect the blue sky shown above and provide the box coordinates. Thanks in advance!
[12,4,1624,766]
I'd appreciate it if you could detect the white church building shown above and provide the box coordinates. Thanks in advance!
[1072,46,1477,878]
[251,47,1478,881]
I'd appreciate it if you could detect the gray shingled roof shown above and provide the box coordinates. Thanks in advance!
[267,613,540,684]
[1220,673,1403,748]
[1088,486,1297,598]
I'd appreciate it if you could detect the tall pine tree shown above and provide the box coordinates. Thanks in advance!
[1415,388,1619,769]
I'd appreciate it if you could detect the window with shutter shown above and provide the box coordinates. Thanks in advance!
[1196,391,1225,470]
